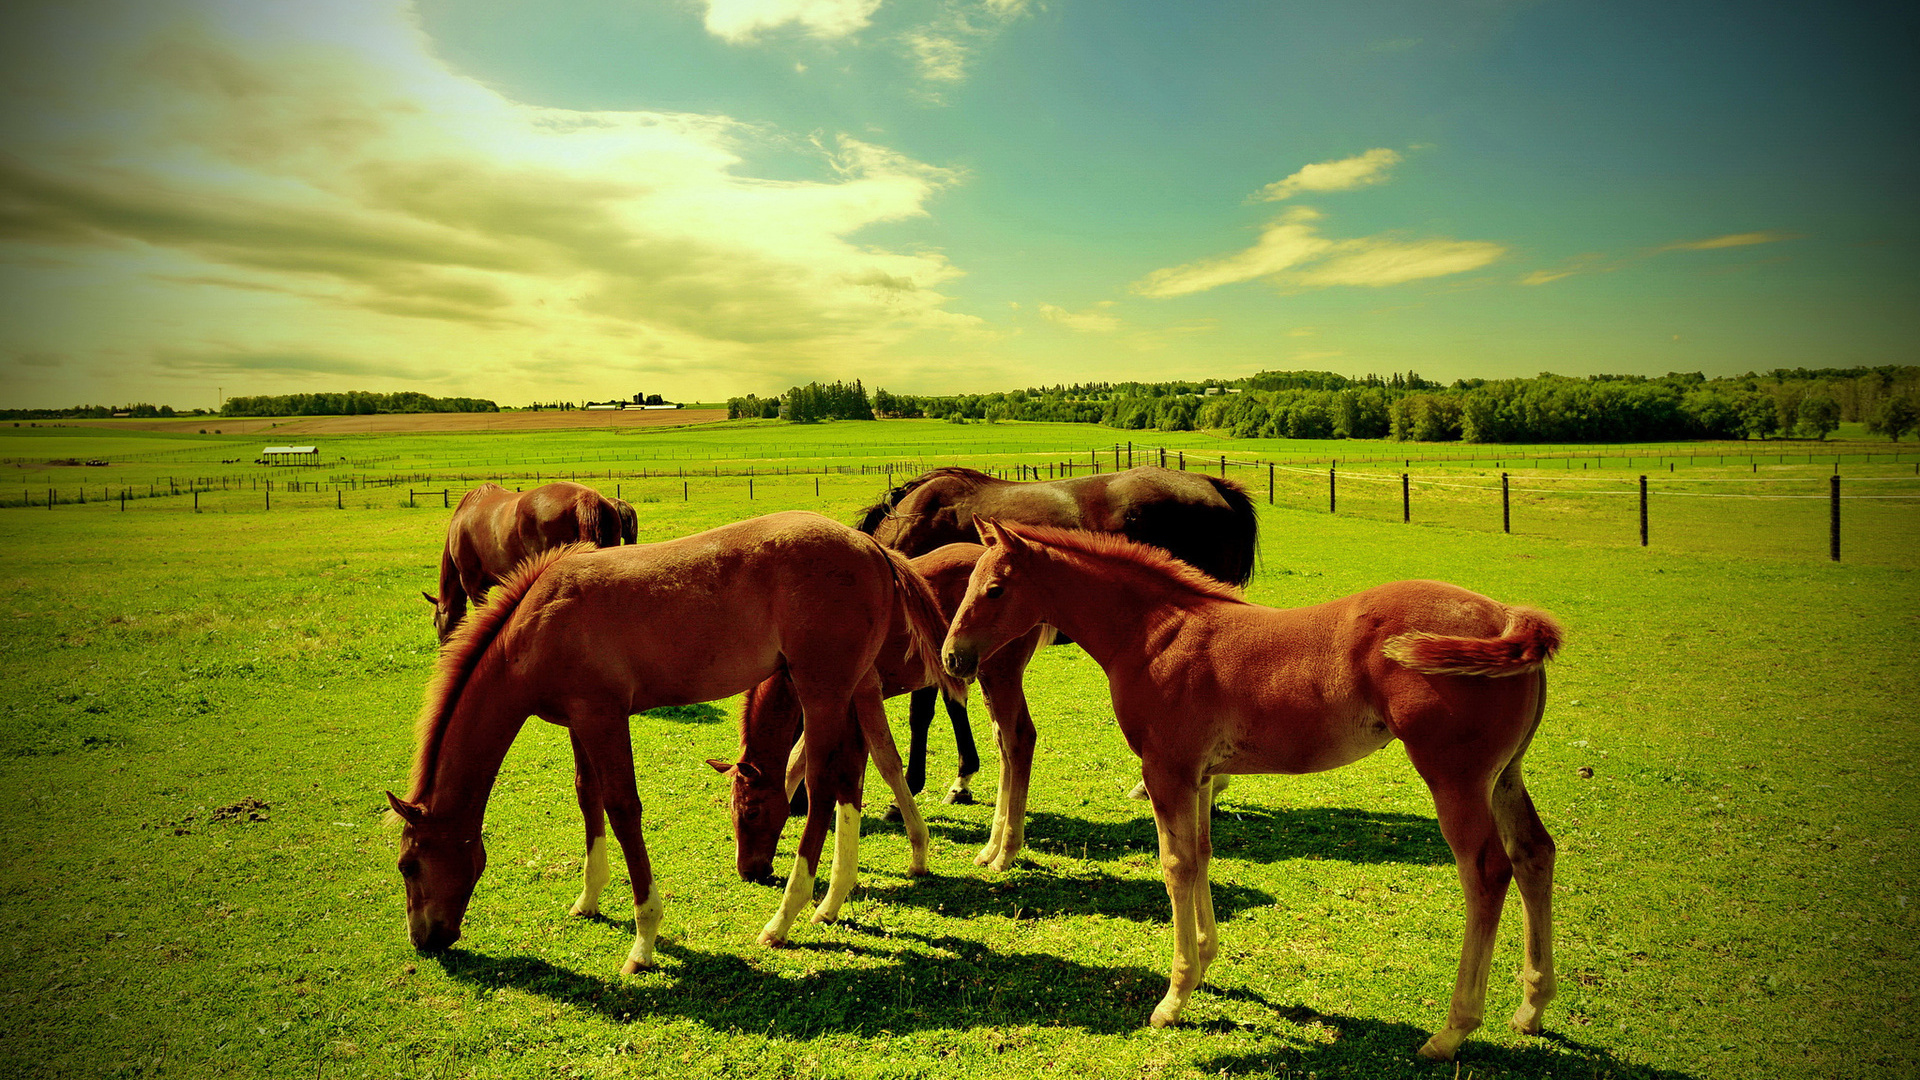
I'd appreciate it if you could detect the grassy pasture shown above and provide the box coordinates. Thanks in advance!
[0,423,1915,1079]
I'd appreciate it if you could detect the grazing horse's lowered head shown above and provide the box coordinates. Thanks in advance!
[385,792,486,951]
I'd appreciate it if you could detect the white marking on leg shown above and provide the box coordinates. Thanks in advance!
[623,881,664,972]
[813,802,862,923]
[759,854,815,947]
[570,835,610,917]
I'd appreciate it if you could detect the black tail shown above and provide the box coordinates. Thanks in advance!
[1123,475,1259,587]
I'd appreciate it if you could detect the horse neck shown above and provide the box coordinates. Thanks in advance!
[419,679,530,834]
[1020,547,1178,667]
[738,676,803,774]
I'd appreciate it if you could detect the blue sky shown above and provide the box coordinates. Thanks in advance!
[1,0,1913,409]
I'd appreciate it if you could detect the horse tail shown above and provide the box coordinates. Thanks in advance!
[1198,474,1259,587]
[576,495,620,548]
[877,544,967,701]
[1383,606,1563,678]
[400,541,596,809]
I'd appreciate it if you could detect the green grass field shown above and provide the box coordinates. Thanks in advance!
[0,421,1915,1079]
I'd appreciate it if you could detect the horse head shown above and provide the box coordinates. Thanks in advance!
[705,759,785,883]
[942,519,1041,680]
[386,792,487,951]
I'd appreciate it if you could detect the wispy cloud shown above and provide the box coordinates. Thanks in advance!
[702,0,885,42]
[1037,301,1120,333]
[901,0,1034,96]
[1660,231,1799,251]
[1255,148,1402,202]
[1134,206,1503,298]
[0,0,974,401]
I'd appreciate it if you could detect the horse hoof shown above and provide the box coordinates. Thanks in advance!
[757,930,789,949]
[569,902,600,918]
[882,803,905,823]
[1511,1007,1544,1035]
[1415,1036,1456,1062]
[944,789,975,806]
[1126,781,1150,801]
[619,958,654,975]
[1149,1006,1179,1029]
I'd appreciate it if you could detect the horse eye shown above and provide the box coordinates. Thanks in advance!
[398,860,420,880]
[985,584,1004,600]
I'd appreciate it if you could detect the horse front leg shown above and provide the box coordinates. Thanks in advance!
[1417,774,1512,1061]
[975,646,1037,870]
[853,683,929,876]
[943,694,980,805]
[566,729,611,917]
[573,719,662,974]
[1143,765,1205,1028]
[905,685,935,796]
[761,696,862,945]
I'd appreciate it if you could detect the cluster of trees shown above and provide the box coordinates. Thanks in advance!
[0,402,205,420]
[221,391,497,417]
[727,380,875,422]
[1097,367,1920,443]
[724,366,1918,442]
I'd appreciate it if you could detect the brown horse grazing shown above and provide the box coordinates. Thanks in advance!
[942,521,1562,1062]
[422,481,625,643]
[856,466,1258,802]
[386,511,958,973]
[710,542,1053,881]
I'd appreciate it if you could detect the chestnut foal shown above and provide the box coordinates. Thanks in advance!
[942,521,1561,1062]
[388,512,955,972]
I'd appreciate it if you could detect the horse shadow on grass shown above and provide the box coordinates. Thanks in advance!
[431,923,1165,1037]
[922,804,1452,869]
[855,865,1274,924]
[1188,994,1703,1080]
[433,940,1697,1078]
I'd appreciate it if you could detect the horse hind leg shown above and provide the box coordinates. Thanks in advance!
[761,691,863,946]
[566,730,612,918]
[1416,772,1514,1062]
[1494,751,1557,1035]
[572,719,663,974]
[943,694,980,804]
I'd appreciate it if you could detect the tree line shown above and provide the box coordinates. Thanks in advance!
[219,391,498,417]
[725,366,1916,443]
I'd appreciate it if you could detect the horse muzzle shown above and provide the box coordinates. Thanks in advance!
[942,644,979,680]
[409,915,462,953]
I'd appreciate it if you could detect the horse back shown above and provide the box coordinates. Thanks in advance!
[502,512,900,713]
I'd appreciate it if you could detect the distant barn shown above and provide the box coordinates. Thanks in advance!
[261,445,318,466]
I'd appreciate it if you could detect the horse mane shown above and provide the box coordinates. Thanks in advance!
[854,467,997,535]
[998,521,1247,605]
[404,541,597,807]
[1195,474,1259,587]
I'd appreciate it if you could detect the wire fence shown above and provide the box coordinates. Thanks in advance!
[11,440,1919,565]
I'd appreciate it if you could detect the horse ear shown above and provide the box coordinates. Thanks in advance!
[421,592,439,606]
[973,518,1000,546]
[385,791,425,824]
[704,758,733,775]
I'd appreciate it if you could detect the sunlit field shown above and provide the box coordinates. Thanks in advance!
[0,419,1914,1079]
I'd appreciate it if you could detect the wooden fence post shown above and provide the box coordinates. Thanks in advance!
[1830,475,1840,561]
[1328,467,1336,513]
[1402,473,1410,523]
[1501,473,1510,534]
[1639,475,1648,547]
[1268,463,1274,505]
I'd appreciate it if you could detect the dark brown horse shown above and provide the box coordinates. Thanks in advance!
[943,521,1561,1061]
[855,465,1258,801]
[710,542,1053,881]
[423,481,624,643]
[387,511,958,972]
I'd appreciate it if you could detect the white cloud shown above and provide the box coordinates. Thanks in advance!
[1660,231,1798,252]
[0,0,974,403]
[902,0,1034,93]
[1255,148,1402,202]
[702,0,885,42]
[1134,207,1335,298]
[1037,301,1120,333]
[1133,206,1503,297]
